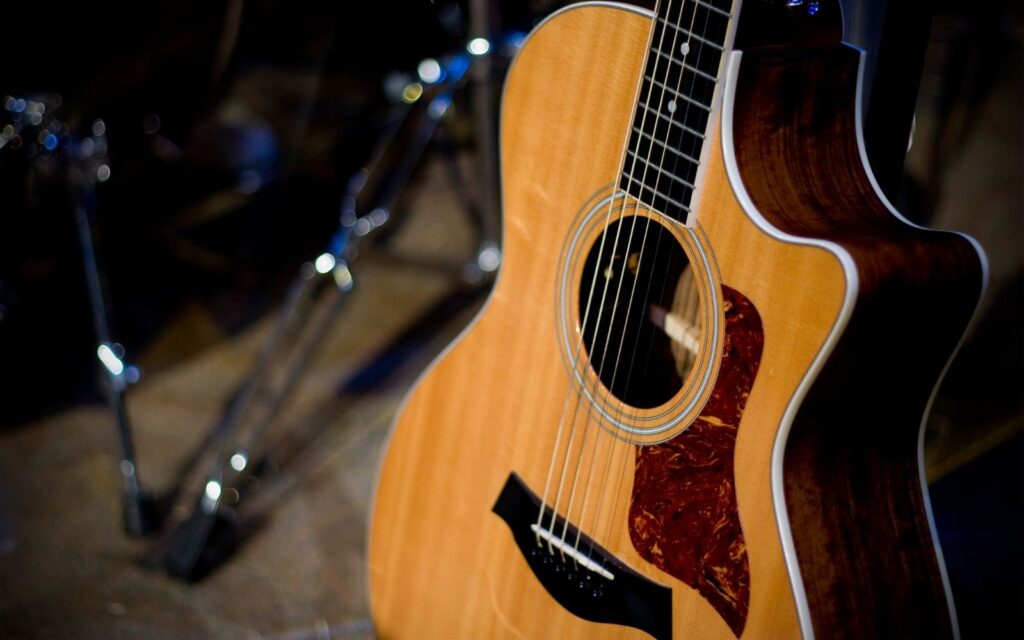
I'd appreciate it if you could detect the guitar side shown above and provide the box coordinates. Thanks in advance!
[726,43,986,638]
[369,4,856,638]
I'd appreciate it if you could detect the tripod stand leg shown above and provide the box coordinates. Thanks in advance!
[469,0,501,249]
[209,263,322,462]
[73,187,159,536]
[166,262,354,580]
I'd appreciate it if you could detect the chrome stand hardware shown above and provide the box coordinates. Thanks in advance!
[163,38,516,579]
[68,123,161,537]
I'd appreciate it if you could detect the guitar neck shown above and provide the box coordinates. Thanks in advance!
[619,0,738,226]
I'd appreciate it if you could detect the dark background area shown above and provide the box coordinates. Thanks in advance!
[0,0,1021,637]
[0,0,541,424]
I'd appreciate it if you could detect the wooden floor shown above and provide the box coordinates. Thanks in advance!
[0,13,1021,640]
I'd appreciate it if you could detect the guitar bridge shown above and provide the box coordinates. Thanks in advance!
[492,473,672,640]
[529,523,616,581]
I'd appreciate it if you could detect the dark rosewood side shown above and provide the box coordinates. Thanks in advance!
[629,285,764,637]
[731,45,985,638]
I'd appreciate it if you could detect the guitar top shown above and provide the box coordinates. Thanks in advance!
[369,1,986,638]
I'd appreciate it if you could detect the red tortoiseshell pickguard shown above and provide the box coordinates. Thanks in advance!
[629,285,764,637]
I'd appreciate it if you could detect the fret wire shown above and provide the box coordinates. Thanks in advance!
[638,83,709,138]
[640,75,712,114]
[625,149,696,189]
[679,60,718,83]
[640,90,709,116]
[655,16,724,50]
[623,0,734,222]
[634,99,708,148]
[651,48,720,87]
[623,174,692,213]
[693,0,730,19]
[630,126,701,165]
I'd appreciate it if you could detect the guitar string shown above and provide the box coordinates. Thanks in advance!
[561,0,699,559]
[546,0,680,552]
[532,168,622,551]
[537,0,678,556]
[558,0,713,565]
[574,0,711,560]
[581,0,724,557]
[589,0,724,561]
[553,0,687,548]
[532,0,671,549]
[528,3,671,544]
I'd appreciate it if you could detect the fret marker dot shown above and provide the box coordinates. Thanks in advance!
[680,42,690,57]
[667,100,677,114]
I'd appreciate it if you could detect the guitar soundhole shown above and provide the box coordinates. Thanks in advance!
[578,216,701,409]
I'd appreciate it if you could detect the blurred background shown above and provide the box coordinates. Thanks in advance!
[0,0,1020,638]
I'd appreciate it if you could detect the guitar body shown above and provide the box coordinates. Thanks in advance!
[370,3,985,639]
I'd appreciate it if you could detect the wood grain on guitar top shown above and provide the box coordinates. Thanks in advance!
[370,5,851,638]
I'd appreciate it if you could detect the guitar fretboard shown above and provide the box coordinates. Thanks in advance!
[619,0,734,224]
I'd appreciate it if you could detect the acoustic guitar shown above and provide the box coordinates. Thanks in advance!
[369,0,986,637]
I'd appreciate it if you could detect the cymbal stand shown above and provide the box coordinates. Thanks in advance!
[164,48,489,579]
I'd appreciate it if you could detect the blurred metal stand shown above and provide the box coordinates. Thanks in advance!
[469,0,502,251]
[4,96,160,536]
[68,125,161,536]
[164,38,517,578]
